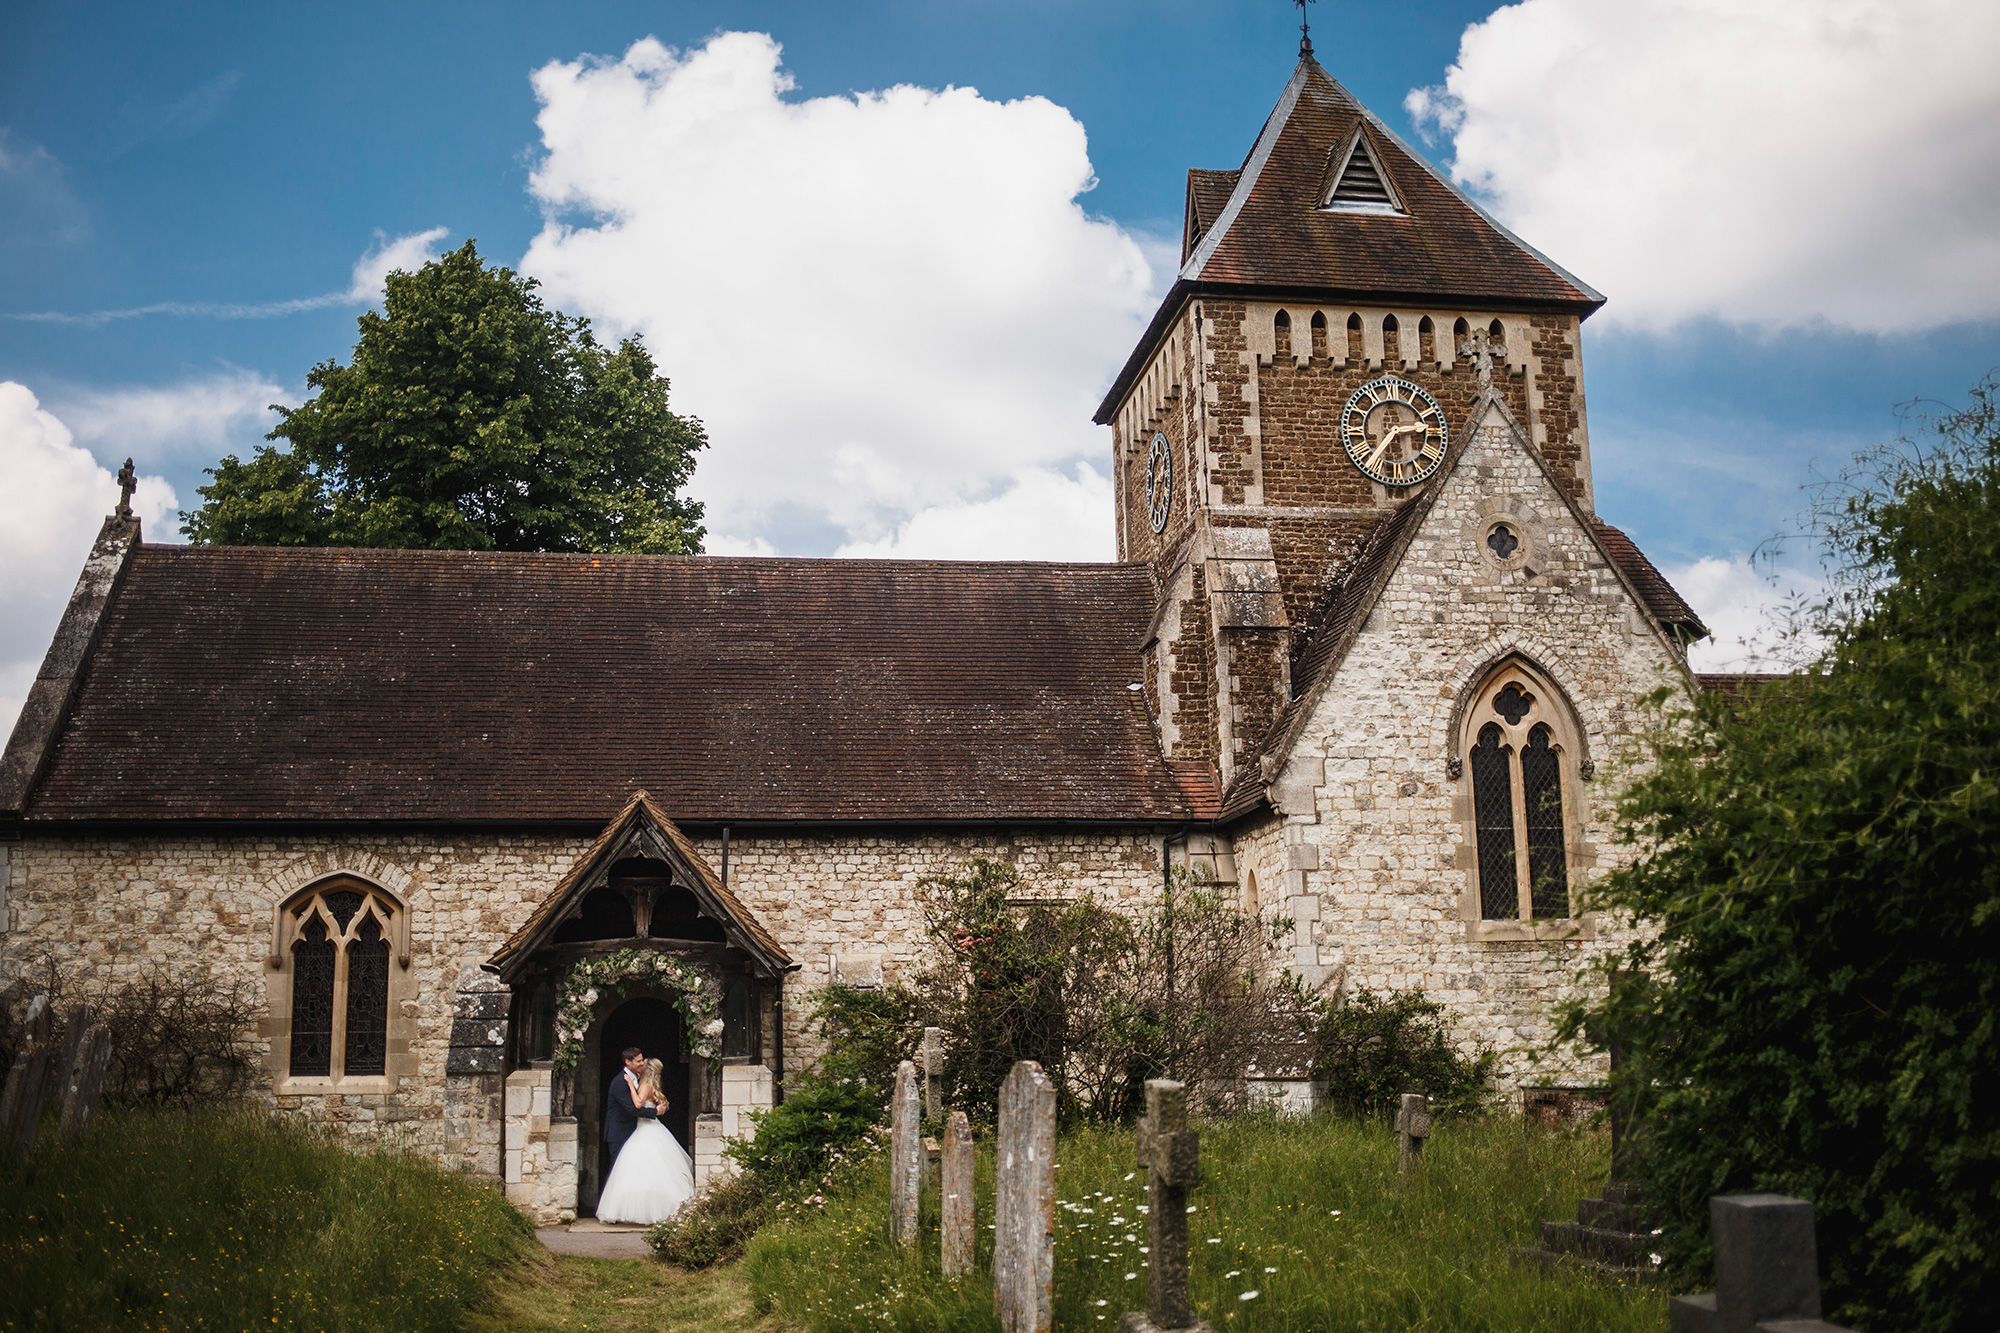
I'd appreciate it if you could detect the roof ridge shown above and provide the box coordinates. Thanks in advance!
[1180,58,1313,282]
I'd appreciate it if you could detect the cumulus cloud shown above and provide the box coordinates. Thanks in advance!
[5,226,450,326]
[835,463,1112,560]
[45,366,285,466]
[1407,0,2000,331]
[1666,554,1825,673]
[520,31,1153,557]
[0,383,175,738]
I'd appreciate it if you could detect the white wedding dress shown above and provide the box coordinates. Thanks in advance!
[597,1117,696,1225]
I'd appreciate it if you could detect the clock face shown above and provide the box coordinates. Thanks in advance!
[1341,376,1448,486]
[1145,432,1173,533]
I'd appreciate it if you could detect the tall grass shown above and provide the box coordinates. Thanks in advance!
[745,1114,1667,1333]
[0,1105,532,1332]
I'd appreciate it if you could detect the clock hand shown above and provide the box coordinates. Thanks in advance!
[1366,421,1426,469]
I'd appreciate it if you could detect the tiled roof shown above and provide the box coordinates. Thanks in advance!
[1166,760,1224,821]
[1696,672,1791,703]
[1184,169,1242,261]
[1592,523,1708,634]
[1184,59,1601,306]
[23,546,1192,826]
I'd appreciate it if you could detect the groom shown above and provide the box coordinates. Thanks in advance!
[603,1046,660,1166]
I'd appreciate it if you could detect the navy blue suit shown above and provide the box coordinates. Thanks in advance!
[603,1069,659,1163]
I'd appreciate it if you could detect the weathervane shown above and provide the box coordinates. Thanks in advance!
[1296,0,1315,57]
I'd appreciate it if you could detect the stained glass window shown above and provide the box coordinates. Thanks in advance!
[1522,725,1569,919]
[290,914,335,1077]
[344,912,390,1077]
[1471,723,1518,919]
[324,890,365,932]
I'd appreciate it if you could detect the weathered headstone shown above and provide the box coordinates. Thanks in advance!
[3,995,55,1169]
[890,1059,921,1246]
[941,1109,975,1278]
[59,1025,115,1141]
[921,1026,945,1121]
[55,1005,93,1092]
[1670,1193,1855,1333]
[1396,1092,1432,1177]
[1118,1079,1212,1333]
[994,1059,1056,1333]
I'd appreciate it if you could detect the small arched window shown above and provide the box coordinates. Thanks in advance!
[285,881,397,1079]
[1463,663,1577,922]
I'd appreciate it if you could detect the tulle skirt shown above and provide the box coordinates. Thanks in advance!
[597,1119,696,1224]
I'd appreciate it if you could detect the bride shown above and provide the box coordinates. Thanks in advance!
[597,1058,696,1224]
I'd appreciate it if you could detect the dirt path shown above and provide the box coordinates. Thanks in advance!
[467,1242,789,1333]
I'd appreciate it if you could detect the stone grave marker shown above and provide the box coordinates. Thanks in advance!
[1118,1079,1212,1333]
[941,1109,975,1278]
[1396,1092,1432,1177]
[3,995,55,1169]
[921,1026,945,1121]
[891,1059,921,1246]
[1670,1193,1855,1333]
[994,1060,1056,1333]
[59,1024,115,1141]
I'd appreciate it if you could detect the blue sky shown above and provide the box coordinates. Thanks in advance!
[4,0,1998,721]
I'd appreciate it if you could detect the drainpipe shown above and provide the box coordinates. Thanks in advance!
[720,824,731,889]
[772,980,786,1105]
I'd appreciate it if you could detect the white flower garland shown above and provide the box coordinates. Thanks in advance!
[551,947,723,1075]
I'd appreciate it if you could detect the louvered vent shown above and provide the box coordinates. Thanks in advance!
[1326,140,1400,212]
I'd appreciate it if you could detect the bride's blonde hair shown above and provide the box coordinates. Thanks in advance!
[643,1057,664,1087]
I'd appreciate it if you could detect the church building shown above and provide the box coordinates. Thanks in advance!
[0,48,1708,1222]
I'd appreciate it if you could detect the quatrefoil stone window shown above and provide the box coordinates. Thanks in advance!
[1493,681,1534,725]
[1486,524,1519,559]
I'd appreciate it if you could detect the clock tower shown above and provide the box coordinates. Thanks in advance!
[1095,50,1627,789]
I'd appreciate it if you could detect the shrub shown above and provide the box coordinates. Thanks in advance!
[648,1171,770,1268]
[1559,377,2000,1332]
[1310,987,1497,1117]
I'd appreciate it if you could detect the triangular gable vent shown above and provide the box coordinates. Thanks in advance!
[1323,133,1403,215]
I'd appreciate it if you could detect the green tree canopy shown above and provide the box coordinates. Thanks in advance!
[1562,377,2000,1332]
[182,240,706,553]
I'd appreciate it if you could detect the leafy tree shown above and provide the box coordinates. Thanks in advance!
[182,240,705,552]
[1560,377,2000,1332]
[1309,988,1496,1118]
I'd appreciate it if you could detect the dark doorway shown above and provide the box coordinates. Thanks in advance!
[590,997,689,1213]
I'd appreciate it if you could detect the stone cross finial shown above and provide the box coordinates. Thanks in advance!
[1457,330,1509,390]
[1119,1079,1213,1333]
[115,457,137,519]
[941,1110,975,1278]
[1396,1092,1432,1177]
[922,1025,945,1120]
[994,1060,1057,1333]
[891,1060,921,1246]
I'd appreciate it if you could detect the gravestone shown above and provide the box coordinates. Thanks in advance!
[994,1060,1056,1333]
[941,1109,975,1278]
[2,995,55,1169]
[1117,1079,1213,1333]
[1670,1194,1855,1333]
[59,1025,115,1140]
[922,1026,945,1121]
[55,1005,93,1091]
[890,1059,921,1246]
[1396,1093,1432,1177]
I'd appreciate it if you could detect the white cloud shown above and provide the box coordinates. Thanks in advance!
[0,129,89,249]
[1408,0,2000,331]
[519,31,1155,557]
[4,226,450,326]
[0,383,175,738]
[45,366,286,466]
[835,463,1112,560]
[1667,554,1824,673]
[346,226,451,302]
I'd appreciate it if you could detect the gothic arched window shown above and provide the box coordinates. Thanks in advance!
[284,880,399,1080]
[1463,663,1578,923]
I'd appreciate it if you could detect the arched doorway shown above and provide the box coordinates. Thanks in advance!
[579,996,688,1217]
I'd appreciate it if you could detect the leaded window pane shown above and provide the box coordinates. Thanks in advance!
[323,890,365,933]
[722,977,753,1059]
[1522,725,1569,919]
[343,912,390,1077]
[1471,723,1518,919]
[290,915,335,1077]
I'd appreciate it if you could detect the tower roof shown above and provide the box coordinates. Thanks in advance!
[1183,56,1601,305]
[1099,56,1602,424]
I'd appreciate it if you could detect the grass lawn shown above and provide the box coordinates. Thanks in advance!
[469,1249,789,1333]
[0,1105,531,1332]
[745,1113,1668,1333]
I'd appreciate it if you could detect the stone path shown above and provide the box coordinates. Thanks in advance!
[537,1223,653,1259]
